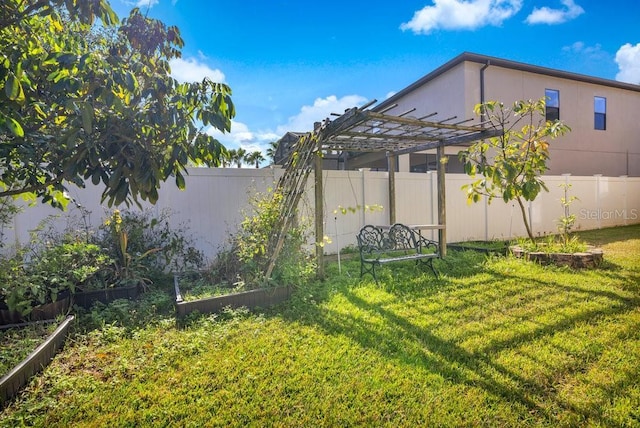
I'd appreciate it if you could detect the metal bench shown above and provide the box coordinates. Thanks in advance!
[356,223,439,282]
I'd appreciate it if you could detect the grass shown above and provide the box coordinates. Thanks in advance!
[176,272,248,302]
[1,225,639,427]
[0,321,60,376]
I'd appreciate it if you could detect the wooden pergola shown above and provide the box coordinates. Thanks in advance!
[265,100,502,279]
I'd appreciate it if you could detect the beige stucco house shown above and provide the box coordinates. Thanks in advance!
[337,52,640,177]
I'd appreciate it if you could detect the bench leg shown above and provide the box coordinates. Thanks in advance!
[360,261,379,283]
[417,258,439,279]
[428,258,439,279]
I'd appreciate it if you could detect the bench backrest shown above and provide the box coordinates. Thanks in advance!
[357,224,419,257]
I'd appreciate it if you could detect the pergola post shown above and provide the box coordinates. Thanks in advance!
[436,145,447,257]
[264,103,501,281]
[387,152,396,224]
[314,146,325,279]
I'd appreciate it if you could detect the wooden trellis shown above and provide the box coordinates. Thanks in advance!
[265,100,502,280]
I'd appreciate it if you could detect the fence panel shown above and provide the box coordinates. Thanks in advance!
[4,169,639,260]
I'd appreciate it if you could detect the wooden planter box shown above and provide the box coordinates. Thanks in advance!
[72,284,139,310]
[174,276,292,318]
[0,316,74,406]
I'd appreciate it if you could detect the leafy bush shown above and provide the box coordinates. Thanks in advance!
[95,209,205,286]
[234,188,314,286]
[0,251,42,316]
[193,188,314,290]
[0,240,111,315]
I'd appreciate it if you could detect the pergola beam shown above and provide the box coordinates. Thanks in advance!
[391,128,503,156]
[365,110,482,132]
[269,101,504,280]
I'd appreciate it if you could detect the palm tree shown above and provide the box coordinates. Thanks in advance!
[222,149,238,168]
[234,148,247,168]
[266,141,279,164]
[220,149,232,167]
[246,151,265,168]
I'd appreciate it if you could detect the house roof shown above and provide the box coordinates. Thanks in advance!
[376,52,640,112]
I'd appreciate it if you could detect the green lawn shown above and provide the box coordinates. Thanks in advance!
[1,225,639,427]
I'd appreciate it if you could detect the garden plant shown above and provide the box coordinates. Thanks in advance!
[1,224,638,426]
[0,208,203,322]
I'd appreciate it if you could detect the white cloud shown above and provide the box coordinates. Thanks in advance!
[615,43,640,84]
[205,95,368,166]
[400,0,523,34]
[525,0,584,25]
[275,95,368,135]
[134,0,159,8]
[206,120,278,152]
[561,41,604,57]
[169,57,226,83]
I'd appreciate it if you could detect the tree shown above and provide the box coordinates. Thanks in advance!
[458,98,570,242]
[233,148,247,168]
[0,1,234,207]
[226,149,238,168]
[220,149,232,167]
[266,141,279,164]
[246,151,265,168]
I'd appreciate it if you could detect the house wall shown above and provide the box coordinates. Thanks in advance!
[4,169,639,261]
[381,62,472,164]
[365,59,640,177]
[475,62,640,176]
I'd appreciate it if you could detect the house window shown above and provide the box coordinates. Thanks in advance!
[594,96,606,130]
[545,89,560,121]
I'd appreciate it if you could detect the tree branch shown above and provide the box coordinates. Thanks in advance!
[0,175,64,198]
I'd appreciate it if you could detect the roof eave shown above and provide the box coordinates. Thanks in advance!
[375,52,640,111]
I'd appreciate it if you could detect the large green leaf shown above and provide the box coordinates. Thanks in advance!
[3,116,25,137]
[5,72,25,102]
[81,103,93,134]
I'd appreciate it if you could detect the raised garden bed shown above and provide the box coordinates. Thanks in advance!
[72,284,139,310]
[0,294,71,326]
[510,245,604,268]
[1,316,74,406]
[174,274,292,318]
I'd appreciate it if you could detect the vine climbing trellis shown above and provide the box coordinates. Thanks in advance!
[264,100,503,280]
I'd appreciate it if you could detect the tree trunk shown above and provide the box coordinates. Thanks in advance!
[516,197,535,243]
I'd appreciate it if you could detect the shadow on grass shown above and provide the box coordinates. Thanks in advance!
[574,223,640,247]
[281,245,640,426]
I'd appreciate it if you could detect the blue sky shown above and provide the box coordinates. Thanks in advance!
[110,0,640,165]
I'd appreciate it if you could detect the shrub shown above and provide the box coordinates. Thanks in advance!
[31,241,113,295]
[96,209,205,286]
[234,188,314,286]
[0,240,112,315]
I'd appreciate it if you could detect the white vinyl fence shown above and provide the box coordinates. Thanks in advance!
[3,168,639,260]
